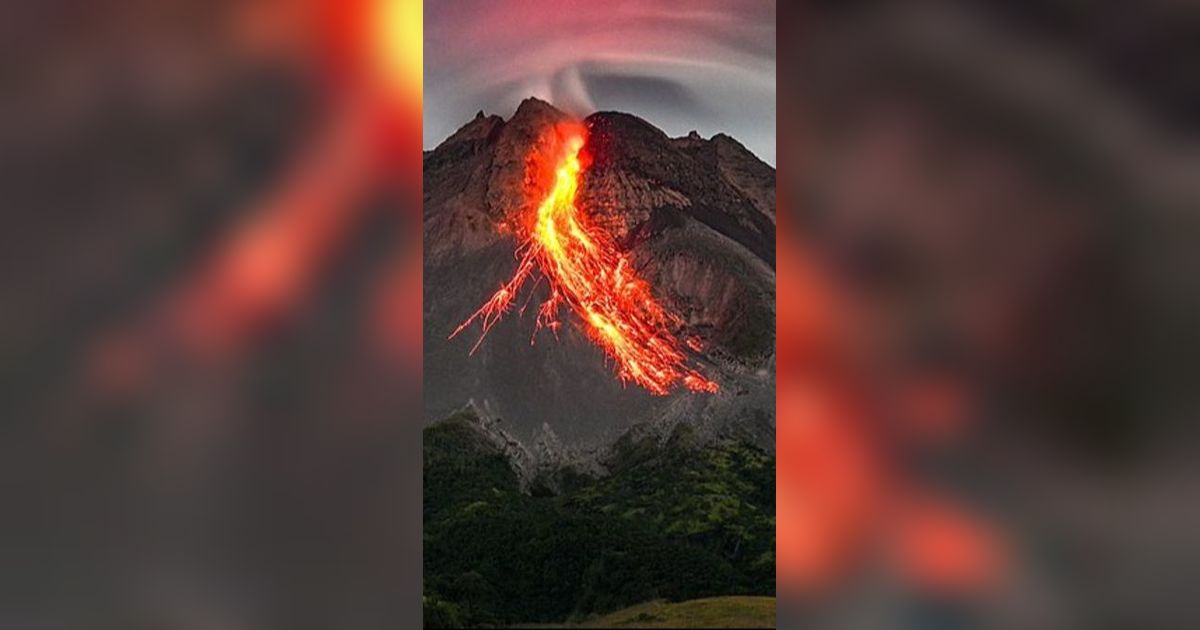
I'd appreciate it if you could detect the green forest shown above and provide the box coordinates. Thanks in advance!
[423,411,776,628]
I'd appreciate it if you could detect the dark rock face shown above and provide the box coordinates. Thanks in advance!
[423,98,775,452]
[584,112,776,267]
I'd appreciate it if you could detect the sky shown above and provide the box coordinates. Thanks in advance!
[424,0,776,165]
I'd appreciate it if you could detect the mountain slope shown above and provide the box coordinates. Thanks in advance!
[422,98,775,449]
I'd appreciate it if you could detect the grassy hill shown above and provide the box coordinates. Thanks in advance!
[574,596,776,628]
[512,597,776,628]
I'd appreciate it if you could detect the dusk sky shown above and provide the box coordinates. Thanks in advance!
[424,0,776,164]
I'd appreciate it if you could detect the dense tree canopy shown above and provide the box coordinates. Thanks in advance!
[423,414,775,627]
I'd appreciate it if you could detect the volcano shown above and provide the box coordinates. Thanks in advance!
[423,98,775,452]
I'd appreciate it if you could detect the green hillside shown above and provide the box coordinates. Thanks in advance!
[576,596,775,628]
[423,411,775,628]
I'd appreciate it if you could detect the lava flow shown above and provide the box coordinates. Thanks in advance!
[450,123,718,395]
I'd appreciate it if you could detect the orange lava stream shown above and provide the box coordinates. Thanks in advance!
[450,125,717,395]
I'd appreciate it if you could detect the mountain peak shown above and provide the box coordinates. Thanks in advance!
[512,96,563,121]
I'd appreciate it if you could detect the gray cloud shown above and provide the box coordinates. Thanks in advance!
[425,0,775,164]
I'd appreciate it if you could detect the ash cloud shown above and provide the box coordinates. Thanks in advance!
[425,0,776,164]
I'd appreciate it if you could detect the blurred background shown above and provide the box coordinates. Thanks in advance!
[3,0,1199,628]
[777,2,1199,629]
[1,1,423,628]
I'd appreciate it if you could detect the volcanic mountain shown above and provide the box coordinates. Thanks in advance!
[423,98,775,455]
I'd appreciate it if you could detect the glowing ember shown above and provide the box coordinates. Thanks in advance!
[450,123,718,395]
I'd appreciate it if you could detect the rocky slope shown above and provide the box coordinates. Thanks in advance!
[423,98,775,455]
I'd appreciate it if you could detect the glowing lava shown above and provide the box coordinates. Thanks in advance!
[450,124,717,395]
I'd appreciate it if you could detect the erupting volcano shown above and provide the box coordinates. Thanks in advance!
[449,123,718,395]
